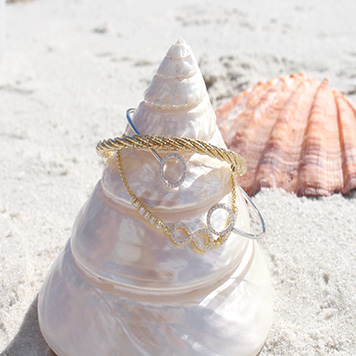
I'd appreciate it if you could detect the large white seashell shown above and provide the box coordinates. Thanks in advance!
[38,38,272,356]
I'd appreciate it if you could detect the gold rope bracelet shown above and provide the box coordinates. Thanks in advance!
[96,135,247,176]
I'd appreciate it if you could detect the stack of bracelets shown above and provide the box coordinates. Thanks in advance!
[96,109,266,253]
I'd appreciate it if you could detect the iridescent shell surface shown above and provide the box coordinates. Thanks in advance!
[216,73,356,196]
[38,39,272,356]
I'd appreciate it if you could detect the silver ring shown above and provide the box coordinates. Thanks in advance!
[159,153,187,189]
[207,203,235,236]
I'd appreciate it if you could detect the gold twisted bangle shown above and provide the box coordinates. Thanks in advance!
[96,135,247,176]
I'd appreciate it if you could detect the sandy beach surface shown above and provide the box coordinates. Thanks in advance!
[1,0,356,355]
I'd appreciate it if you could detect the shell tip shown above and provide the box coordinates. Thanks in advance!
[175,37,186,46]
[165,37,192,59]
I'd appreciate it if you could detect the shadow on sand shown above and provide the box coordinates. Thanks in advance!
[1,295,56,356]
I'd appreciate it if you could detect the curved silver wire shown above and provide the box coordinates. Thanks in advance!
[126,108,162,163]
[233,187,266,239]
[125,108,266,239]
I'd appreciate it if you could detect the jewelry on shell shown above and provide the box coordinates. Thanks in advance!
[96,109,266,252]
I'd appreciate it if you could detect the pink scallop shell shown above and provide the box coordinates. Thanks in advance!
[216,73,356,196]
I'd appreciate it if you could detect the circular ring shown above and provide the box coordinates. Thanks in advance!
[207,203,235,236]
[159,153,187,189]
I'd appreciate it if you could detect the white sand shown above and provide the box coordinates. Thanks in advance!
[1,0,356,355]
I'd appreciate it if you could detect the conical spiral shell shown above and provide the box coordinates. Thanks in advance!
[216,73,356,196]
[38,39,272,356]
[125,38,216,141]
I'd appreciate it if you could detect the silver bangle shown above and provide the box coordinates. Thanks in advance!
[125,108,266,240]
[233,187,266,239]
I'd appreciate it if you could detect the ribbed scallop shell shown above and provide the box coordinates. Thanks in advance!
[38,39,272,356]
[216,73,356,196]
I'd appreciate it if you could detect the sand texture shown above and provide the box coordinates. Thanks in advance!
[0,0,356,355]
